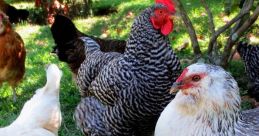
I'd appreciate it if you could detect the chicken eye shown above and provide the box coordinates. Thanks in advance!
[159,10,163,14]
[155,9,164,14]
[192,75,201,82]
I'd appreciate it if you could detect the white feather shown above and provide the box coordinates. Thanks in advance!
[155,63,241,136]
[0,64,62,136]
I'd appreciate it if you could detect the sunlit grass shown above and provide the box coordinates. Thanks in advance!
[10,1,34,9]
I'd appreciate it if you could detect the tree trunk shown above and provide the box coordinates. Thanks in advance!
[174,0,202,59]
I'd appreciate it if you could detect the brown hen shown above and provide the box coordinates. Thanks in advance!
[0,11,26,101]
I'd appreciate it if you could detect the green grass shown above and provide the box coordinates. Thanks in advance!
[0,24,82,135]
[0,0,257,135]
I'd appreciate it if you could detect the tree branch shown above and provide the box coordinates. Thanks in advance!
[220,5,259,67]
[220,0,254,67]
[232,6,259,41]
[200,0,218,56]
[222,0,253,65]
[208,0,253,57]
[200,0,216,35]
[207,10,249,54]
[174,0,202,58]
[230,0,254,35]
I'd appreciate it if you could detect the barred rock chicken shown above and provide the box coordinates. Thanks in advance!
[237,42,259,102]
[0,11,26,101]
[74,0,181,135]
[51,15,126,75]
[0,64,62,136]
[155,63,259,136]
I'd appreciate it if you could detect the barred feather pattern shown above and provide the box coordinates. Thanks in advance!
[237,42,259,101]
[235,108,259,136]
[76,38,122,97]
[75,5,181,136]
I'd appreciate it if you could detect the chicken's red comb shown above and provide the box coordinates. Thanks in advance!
[155,0,176,13]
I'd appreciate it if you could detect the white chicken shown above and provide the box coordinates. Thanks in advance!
[155,63,259,136]
[0,64,62,136]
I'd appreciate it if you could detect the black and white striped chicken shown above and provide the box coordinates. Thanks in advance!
[237,42,259,102]
[74,0,181,135]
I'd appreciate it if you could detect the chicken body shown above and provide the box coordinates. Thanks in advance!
[155,63,259,136]
[237,42,259,102]
[0,12,26,101]
[0,64,62,136]
[74,3,180,136]
[50,15,126,75]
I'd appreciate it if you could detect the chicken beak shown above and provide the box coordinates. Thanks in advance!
[169,81,182,94]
